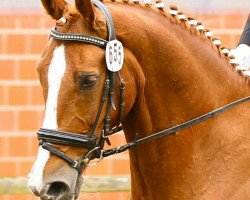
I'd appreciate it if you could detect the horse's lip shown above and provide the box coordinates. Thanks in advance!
[74,176,83,200]
[28,186,40,196]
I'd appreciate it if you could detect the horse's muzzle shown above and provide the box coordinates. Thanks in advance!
[28,161,80,200]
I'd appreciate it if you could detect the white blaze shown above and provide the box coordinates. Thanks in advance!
[28,45,67,194]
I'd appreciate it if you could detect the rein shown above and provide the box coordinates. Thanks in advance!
[99,95,250,158]
[37,0,250,172]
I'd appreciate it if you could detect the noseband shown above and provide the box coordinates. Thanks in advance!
[37,0,250,173]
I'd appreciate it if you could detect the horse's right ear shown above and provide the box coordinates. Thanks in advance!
[41,0,68,20]
[75,0,95,25]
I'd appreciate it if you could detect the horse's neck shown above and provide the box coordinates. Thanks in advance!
[110,3,249,130]
[110,3,250,199]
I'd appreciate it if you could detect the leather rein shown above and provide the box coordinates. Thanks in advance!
[37,0,250,173]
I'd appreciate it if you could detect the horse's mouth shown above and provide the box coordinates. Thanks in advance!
[33,174,83,200]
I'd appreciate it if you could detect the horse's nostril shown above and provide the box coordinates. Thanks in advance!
[40,181,70,199]
[47,181,70,197]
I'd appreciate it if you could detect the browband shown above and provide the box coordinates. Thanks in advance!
[50,0,115,46]
[50,27,108,48]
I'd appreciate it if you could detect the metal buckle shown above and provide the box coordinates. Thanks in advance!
[102,130,109,139]
[71,160,78,168]
[83,147,104,167]
[115,146,121,154]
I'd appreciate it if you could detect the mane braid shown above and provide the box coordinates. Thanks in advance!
[103,0,250,80]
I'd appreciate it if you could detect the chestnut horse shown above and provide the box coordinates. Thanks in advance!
[28,0,250,199]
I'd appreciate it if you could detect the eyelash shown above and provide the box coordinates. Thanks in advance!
[78,75,98,91]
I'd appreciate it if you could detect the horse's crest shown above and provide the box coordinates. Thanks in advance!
[123,0,250,78]
[164,4,250,77]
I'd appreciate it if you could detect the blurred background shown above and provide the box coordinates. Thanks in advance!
[0,0,249,199]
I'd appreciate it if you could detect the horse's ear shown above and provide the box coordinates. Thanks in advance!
[75,0,95,25]
[41,0,67,20]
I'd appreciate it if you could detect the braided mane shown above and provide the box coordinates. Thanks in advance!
[103,0,250,79]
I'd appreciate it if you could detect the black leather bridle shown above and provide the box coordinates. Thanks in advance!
[37,0,250,173]
[38,0,124,172]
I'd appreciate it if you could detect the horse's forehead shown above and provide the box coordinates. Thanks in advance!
[64,5,80,20]
[65,44,105,66]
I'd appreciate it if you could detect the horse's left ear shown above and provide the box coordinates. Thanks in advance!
[41,0,68,20]
[75,0,95,24]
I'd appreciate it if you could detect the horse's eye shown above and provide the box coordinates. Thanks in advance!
[78,74,98,91]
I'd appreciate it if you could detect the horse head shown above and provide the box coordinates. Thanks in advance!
[28,0,137,199]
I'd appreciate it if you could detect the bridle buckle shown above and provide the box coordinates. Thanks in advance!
[71,160,78,168]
